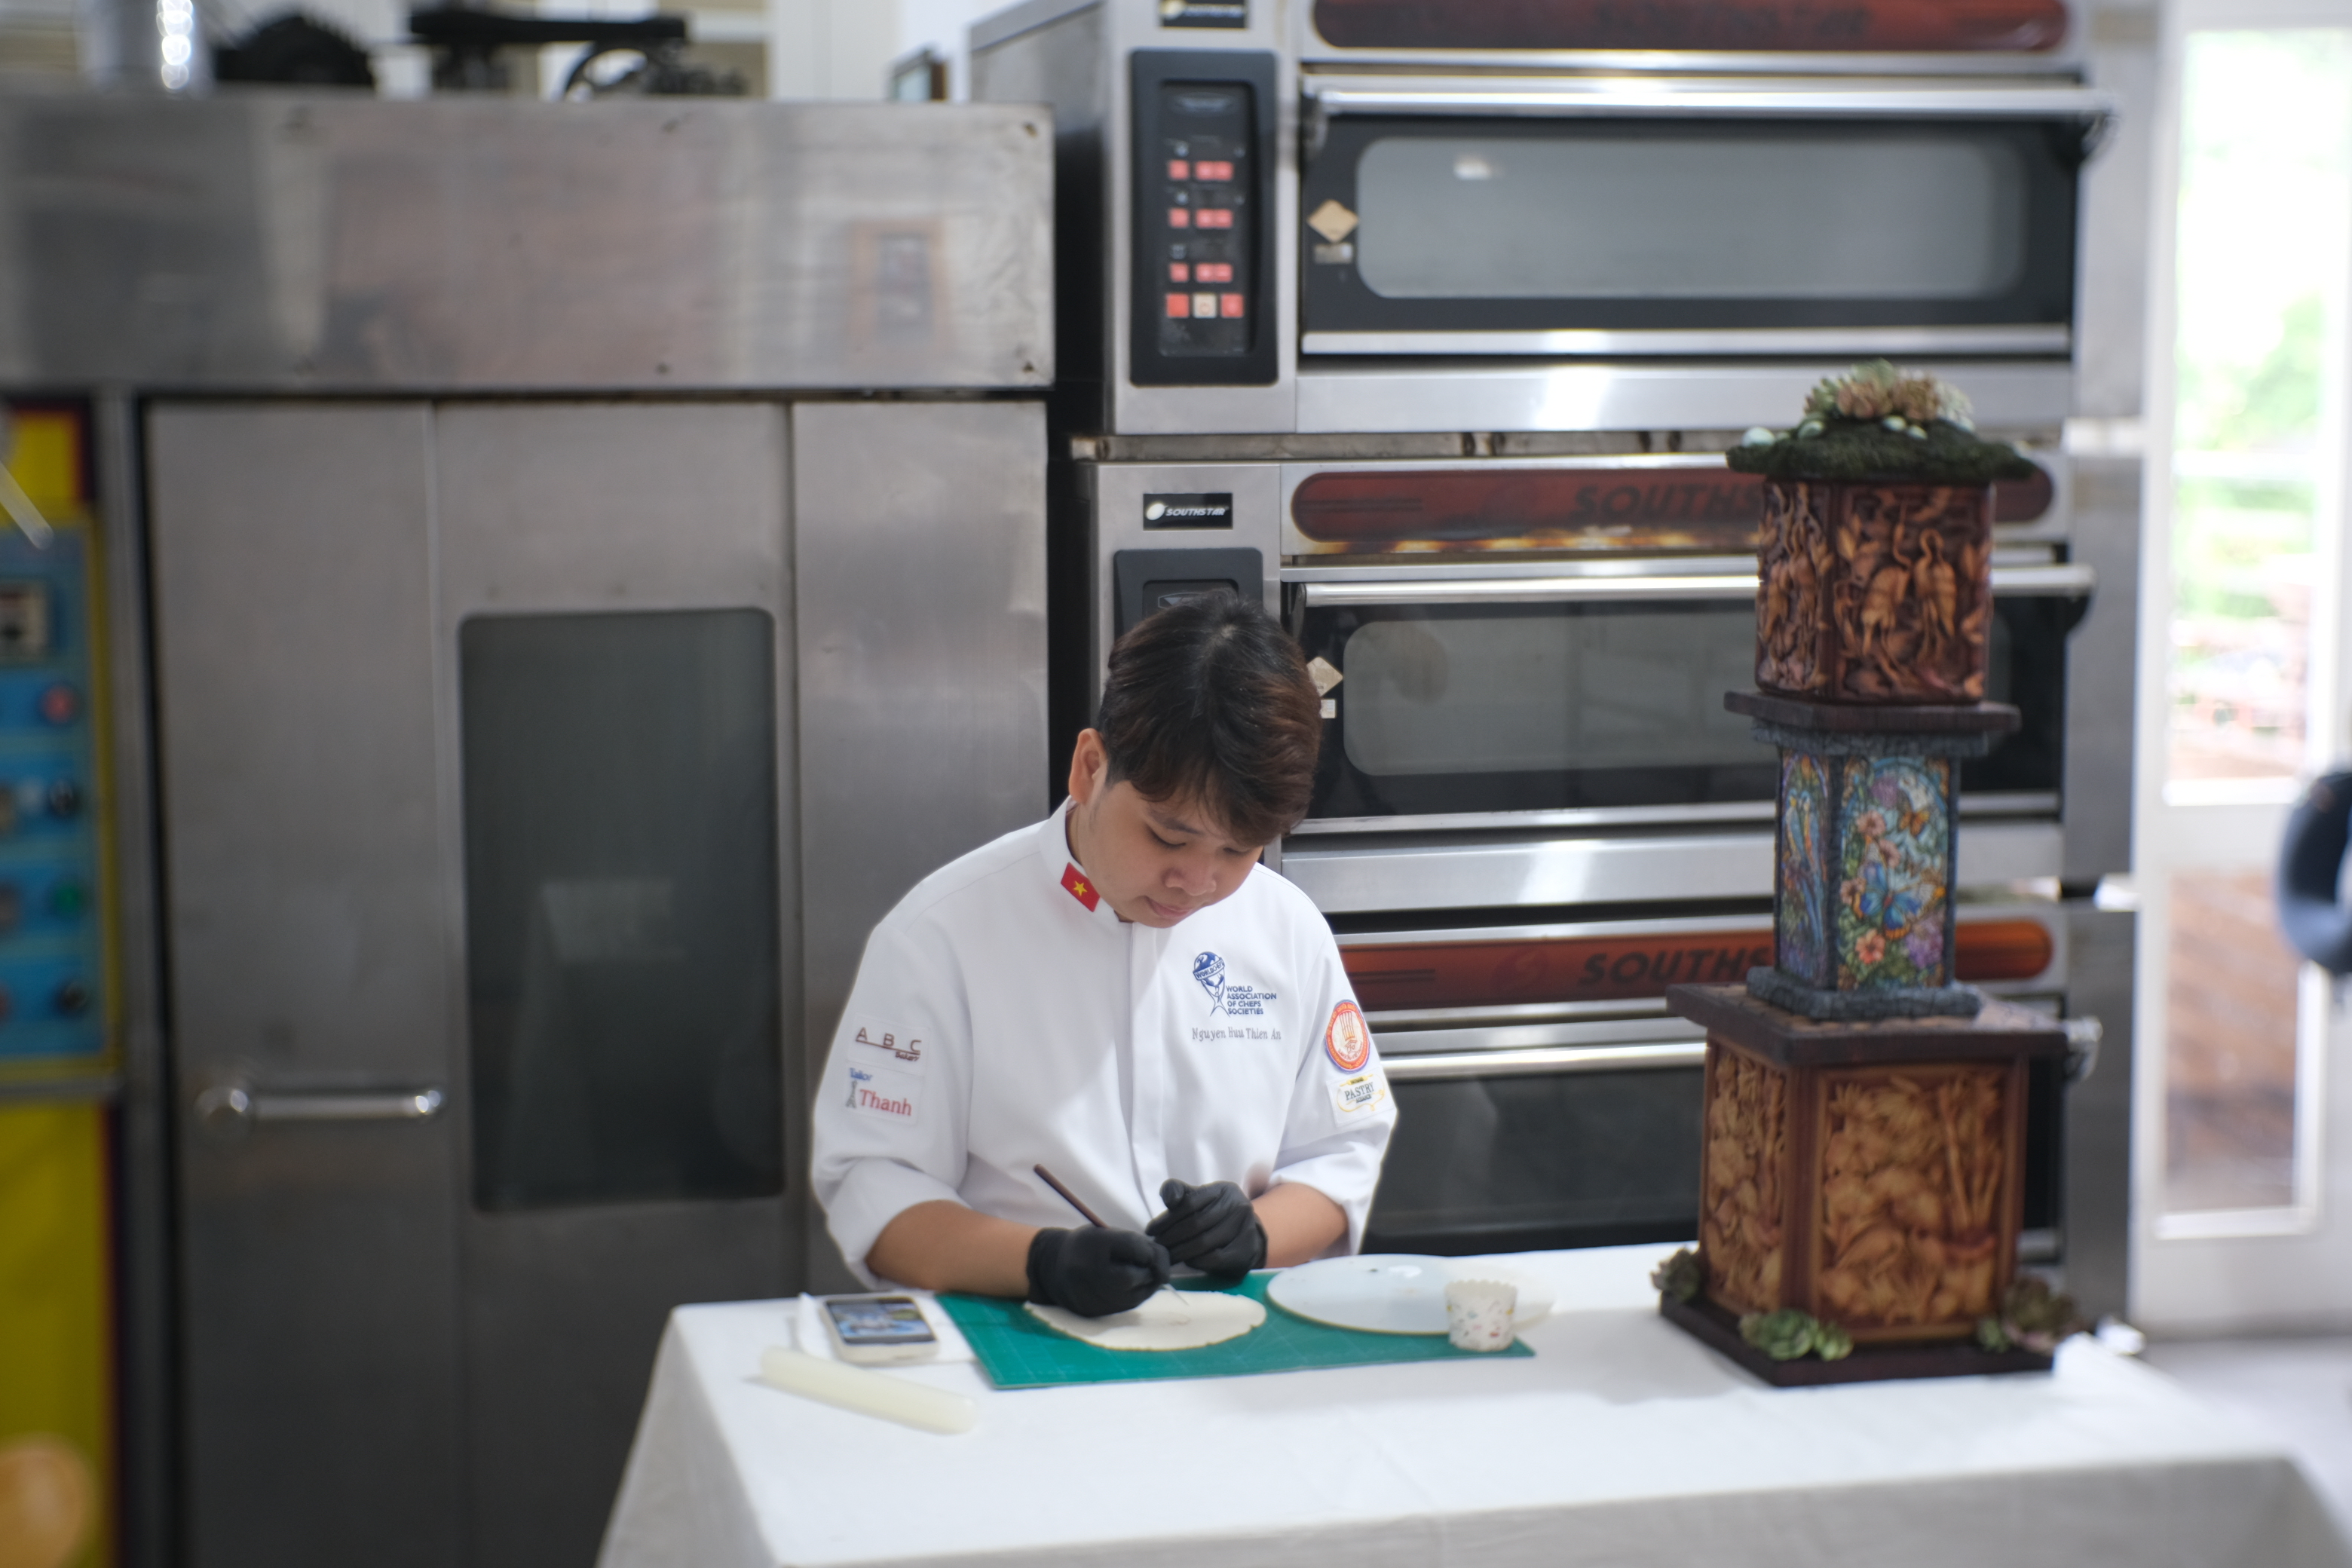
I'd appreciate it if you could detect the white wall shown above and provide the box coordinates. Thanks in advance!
[31,0,1016,96]
[767,0,1011,100]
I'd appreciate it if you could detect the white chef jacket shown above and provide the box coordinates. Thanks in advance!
[813,802,1397,1286]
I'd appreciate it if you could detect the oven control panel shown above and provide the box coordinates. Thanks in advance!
[1150,90,1252,354]
[0,405,110,1068]
[1130,51,1277,387]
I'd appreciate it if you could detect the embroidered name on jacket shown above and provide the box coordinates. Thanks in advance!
[1193,951,1276,1016]
[847,1063,920,1122]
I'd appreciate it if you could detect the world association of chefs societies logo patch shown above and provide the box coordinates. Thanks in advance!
[1193,951,1273,1016]
[1192,951,1226,1005]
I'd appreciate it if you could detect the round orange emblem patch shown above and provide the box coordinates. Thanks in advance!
[1325,1000,1370,1073]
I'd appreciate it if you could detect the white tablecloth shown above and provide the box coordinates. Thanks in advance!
[597,1246,2352,1568]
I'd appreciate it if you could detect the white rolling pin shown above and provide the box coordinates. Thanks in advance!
[757,1348,976,1435]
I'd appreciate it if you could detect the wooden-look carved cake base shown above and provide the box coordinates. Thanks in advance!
[1659,1291,2053,1387]
[1664,983,2068,1383]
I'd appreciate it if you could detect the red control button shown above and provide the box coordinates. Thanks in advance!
[1194,160,1233,182]
[1167,207,1190,229]
[1169,262,1190,283]
[37,684,77,726]
[1166,159,1190,180]
[1195,208,1233,229]
[1165,292,1190,319]
[1196,262,1233,284]
[1220,292,1246,318]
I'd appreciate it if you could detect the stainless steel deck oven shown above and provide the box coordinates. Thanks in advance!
[973,0,2109,438]
[974,0,2127,1295]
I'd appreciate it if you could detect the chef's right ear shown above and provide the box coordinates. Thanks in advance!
[1067,727,1113,808]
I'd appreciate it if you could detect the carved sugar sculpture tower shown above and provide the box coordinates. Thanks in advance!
[1659,366,2070,1385]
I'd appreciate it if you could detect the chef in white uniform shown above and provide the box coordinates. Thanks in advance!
[812,594,1397,1316]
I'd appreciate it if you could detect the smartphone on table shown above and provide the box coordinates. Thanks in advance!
[819,1294,939,1364]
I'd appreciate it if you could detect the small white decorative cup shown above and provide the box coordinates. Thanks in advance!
[1444,1279,1518,1352]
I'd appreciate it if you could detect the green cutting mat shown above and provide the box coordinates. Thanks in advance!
[939,1272,1533,1389]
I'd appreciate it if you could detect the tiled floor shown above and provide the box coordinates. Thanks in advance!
[2145,1335,2352,1530]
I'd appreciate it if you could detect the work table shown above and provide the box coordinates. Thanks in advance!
[598,1245,2348,1568]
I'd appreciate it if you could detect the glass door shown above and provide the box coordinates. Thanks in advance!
[1298,93,2100,355]
[2134,7,2352,1331]
[1292,583,2079,825]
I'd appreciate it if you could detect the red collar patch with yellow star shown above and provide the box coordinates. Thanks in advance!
[1060,862,1100,911]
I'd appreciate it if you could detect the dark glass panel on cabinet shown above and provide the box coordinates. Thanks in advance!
[461,609,782,1211]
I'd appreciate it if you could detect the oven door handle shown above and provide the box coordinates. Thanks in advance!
[1299,562,2092,608]
[1381,1042,1707,1080]
[192,1081,446,1139]
[1305,78,2119,125]
[1303,574,1756,608]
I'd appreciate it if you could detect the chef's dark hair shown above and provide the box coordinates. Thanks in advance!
[1093,593,1321,847]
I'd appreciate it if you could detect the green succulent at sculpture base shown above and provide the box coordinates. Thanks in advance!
[1649,1248,1703,1304]
[1975,1276,2091,1355]
[1738,1307,1855,1363]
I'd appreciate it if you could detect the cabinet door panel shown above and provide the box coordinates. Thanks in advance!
[433,402,796,1568]
[150,400,461,1568]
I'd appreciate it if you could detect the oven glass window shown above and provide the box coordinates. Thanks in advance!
[1342,605,1758,777]
[1355,134,2026,302]
[1364,1067,1704,1254]
[1301,118,2081,338]
[1309,0,2071,52]
[1300,595,2074,819]
[461,609,783,1212]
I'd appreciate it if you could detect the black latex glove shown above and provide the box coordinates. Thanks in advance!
[1026,1226,1171,1318]
[1147,1178,1267,1279]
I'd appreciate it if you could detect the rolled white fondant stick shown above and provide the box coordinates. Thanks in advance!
[757,1348,976,1435]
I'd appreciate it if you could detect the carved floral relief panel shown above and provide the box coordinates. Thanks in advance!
[1756,481,1994,703]
[1701,1048,1789,1315]
[1815,1064,2007,1334]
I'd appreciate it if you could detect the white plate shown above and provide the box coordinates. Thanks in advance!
[1266,1254,1556,1336]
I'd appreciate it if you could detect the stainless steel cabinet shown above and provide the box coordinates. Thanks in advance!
[0,90,1052,1568]
[152,400,806,1567]
[151,394,1045,1564]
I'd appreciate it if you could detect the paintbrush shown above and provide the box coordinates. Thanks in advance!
[1033,1164,1107,1228]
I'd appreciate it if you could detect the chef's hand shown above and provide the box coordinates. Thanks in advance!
[1026,1226,1171,1318]
[1147,1178,1267,1279]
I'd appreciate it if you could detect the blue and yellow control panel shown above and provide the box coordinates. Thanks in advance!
[0,404,111,1070]
[0,555,108,1063]
[0,400,117,1568]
